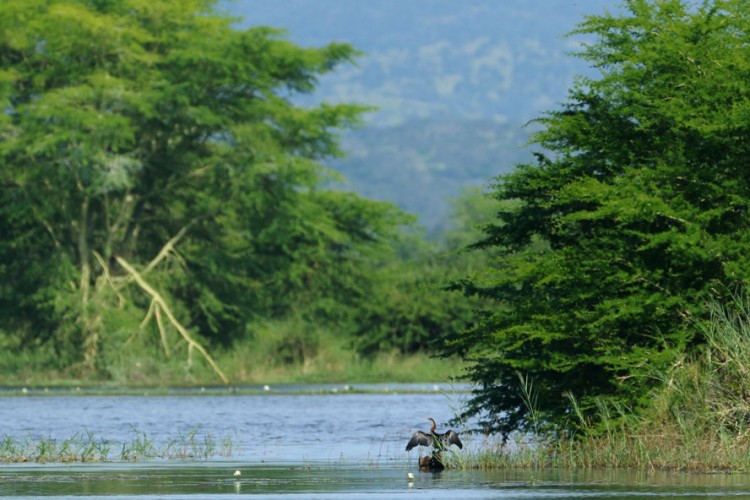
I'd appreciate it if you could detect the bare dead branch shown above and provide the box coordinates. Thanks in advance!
[115,256,229,385]
[143,223,191,274]
[154,305,171,358]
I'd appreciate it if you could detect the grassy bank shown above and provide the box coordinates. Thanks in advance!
[563,295,750,472]
[449,424,750,473]
[0,320,466,387]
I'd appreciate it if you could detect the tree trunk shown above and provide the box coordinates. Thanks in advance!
[78,195,99,371]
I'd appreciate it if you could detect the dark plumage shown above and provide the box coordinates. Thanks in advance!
[405,417,463,452]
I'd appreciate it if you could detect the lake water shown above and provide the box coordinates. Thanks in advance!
[1,384,749,498]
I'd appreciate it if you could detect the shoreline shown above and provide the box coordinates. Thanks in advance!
[0,382,473,397]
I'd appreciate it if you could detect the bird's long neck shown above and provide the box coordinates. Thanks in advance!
[428,418,436,434]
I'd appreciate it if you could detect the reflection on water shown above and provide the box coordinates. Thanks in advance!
[2,387,750,498]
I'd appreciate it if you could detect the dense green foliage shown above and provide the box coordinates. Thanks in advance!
[449,0,750,437]
[351,187,496,356]
[466,294,750,471]
[0,0,477,382]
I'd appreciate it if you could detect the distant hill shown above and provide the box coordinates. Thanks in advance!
[330,119,532,233]
[227,0,620,231]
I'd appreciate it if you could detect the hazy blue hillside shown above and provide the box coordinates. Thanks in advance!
[226,0,621,230]
[328,119,532,233]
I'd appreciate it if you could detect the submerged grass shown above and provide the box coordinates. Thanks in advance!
[0,428,238,463]
[0,432,111,463]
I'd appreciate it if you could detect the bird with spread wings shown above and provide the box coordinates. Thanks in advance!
[406,417,463,451]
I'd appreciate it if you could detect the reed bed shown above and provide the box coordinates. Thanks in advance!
[451,425,750,472]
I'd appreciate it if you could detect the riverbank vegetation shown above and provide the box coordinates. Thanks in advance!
[444,0,750,472]
[0,0,487,387]
[4,0,750,473]
[448,295,750,472]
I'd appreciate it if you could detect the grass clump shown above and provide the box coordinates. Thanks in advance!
[163,429,236,459]
[119,429,158,461]
[1,428,237,463]
[119,427,237,461]
[0,432,110,463]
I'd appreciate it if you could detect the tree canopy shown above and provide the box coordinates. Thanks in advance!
[0,0,410,377]
[449,0,750,437]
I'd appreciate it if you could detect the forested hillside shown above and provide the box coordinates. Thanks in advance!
[229,0,620,230]
[329,120,530,233]
[229,0,615,125]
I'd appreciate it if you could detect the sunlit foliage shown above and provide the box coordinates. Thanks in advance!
[450,0,750,436]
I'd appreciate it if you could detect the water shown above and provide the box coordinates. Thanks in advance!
[1,386,749,498]
[0,385,467,463]
[5,464,750,499]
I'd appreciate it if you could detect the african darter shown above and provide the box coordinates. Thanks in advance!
[406,417,462,471]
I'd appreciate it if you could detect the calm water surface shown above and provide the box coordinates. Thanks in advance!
[1,385,749,498]
[0,384,467,463]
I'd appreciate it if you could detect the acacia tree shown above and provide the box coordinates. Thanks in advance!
[0,0,403,377]
[449,0,750,436]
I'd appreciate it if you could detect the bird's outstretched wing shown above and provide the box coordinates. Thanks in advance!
[443,430,463,449]
[406,430,432,451]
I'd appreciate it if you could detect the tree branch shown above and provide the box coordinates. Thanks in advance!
[115,256,229,384]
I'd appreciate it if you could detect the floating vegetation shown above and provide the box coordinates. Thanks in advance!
[0,428,238,463]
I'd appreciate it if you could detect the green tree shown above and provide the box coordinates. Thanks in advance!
[449,0,750,437]
[0,0,404,378]
[351,188,497,358]
[353,232,473,357]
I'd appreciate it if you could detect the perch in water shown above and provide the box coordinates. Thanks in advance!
[406,417,463,452]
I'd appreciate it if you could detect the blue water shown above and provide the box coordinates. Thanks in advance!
[1,386,749,498]
[0,385,469,463]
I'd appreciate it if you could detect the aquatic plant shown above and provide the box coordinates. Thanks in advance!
[163,429,237,459]
[120,429,158,461]
[0,432,110,463]
[0,429,237,463]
